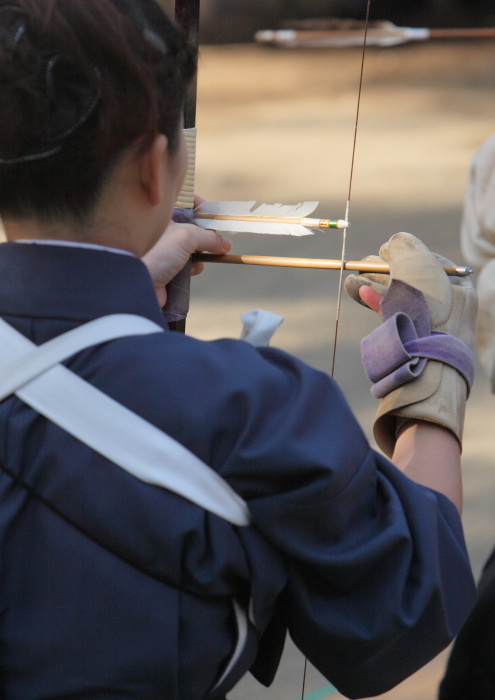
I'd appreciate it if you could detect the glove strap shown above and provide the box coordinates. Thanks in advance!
[361,280,474,399]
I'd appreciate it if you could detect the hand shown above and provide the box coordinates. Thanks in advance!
[142,195,232,306]
[347,233,476,348]
[345,232,478,458]
[344,253,389,312]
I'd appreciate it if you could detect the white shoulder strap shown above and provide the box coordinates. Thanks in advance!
[0,315,250,527]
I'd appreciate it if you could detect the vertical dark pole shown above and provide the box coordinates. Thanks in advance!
[175,0,199,130]
[165,0,200,333]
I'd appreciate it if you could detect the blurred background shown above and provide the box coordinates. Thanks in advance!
[159,0,495,43]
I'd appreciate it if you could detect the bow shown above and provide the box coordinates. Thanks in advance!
[165,1,372,698]
[162,0,200,332]
[164,0,371,365]
[164,1,372,696]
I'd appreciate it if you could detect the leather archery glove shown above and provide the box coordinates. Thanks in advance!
[345,232,477,457]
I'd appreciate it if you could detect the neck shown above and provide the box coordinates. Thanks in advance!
[5,218,87,242]
[3,217,145,257]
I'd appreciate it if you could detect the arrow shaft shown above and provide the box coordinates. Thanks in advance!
[429,27,495,39]
[194,213,348,229]
[274,28,495,41]
[193,253,470,276]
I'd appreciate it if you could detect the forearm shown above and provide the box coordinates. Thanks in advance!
[392,420,462,514]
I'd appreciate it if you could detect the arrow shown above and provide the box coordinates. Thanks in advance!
[194,201,349,235]
[255,20,495,49]
[193,253,473,277]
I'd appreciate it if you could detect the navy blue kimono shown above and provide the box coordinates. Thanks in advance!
[0,242,476,700]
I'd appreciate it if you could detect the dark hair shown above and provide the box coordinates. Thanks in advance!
[0,0,196,222]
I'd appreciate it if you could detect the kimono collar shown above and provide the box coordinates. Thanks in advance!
[0,241,167,328]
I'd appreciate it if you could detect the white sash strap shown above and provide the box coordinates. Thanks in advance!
[213,599,249,691]
[0,315,162,401]
[0,315,251,527]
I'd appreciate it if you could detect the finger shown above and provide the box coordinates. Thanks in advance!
[156,287,167,308]
[345,273,388,305]
[432,252,455,267]
[170,222,232,256]
[361,272,391,287]
[345,274,372,306]
[356,255,390,287]
[386,232,436,269]
[361,255,385,264]
[378,240,390,262]
[359,285,383,315]
[191,261,205,276]
[191,225,232,255]
[386,232,449,295]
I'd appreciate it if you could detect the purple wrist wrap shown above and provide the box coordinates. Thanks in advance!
[361,280,474,399]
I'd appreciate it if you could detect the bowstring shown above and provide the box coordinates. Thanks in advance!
[301,4,372,699]
[330,0,372,379]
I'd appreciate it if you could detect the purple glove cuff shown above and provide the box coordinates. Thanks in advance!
[361,280,474,399]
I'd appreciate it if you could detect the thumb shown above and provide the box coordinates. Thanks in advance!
[359,286,383,315]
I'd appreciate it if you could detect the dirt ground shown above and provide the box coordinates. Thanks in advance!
[185,40,495,700]
[1,37,495,700]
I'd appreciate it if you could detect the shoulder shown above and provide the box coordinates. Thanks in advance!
[68,329,370,491]
[87,329,334,403]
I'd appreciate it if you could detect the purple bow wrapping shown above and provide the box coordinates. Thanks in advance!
[162,208,196,323]
[361,279,474,399]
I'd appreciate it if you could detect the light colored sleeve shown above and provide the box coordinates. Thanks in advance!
[461,133,495,271]
[475,258,495,390]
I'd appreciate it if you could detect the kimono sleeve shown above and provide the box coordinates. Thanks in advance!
[214,344,477,698]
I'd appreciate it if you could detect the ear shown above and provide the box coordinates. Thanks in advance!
[139,134,169,206]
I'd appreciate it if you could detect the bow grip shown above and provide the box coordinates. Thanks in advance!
[162,208,194,329]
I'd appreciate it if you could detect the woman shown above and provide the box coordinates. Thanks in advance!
[0,0,478,698]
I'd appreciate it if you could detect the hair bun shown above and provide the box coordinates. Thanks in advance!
[44,56,101,142]
[0,42,101,164]
[0,5,29,53]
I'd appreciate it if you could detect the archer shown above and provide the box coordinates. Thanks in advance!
[0,0,477,697]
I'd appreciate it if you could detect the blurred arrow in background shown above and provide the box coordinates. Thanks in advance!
[256,19,495,48]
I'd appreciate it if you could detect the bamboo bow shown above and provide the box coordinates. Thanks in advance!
[161,0,200,333]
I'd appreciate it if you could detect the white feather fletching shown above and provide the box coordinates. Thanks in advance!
[196,220,312,236]
[194,201,319,236]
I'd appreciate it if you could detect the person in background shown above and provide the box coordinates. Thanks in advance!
[0,1,477,698]
[438,132,495,699]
